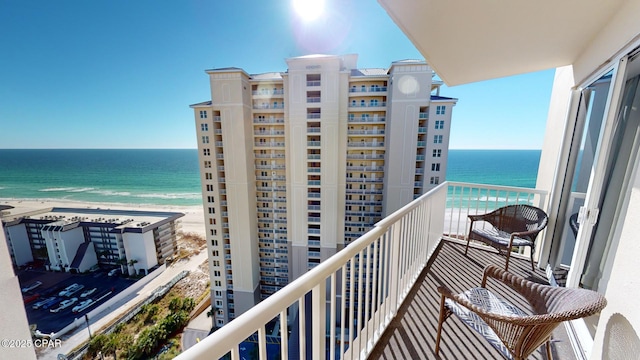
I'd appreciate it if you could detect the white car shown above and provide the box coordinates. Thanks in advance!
[108,268,120,277]
[80,288,97,298]
[21,281,42,293]
[72,299,94,313]
[59,284,84,297]
[50,298,78,313]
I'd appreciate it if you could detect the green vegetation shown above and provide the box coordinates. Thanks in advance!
[85,295,196,359]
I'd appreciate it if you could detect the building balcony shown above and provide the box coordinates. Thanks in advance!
[347,129,385,135]
[254,130,285,136]
[255,142,285,147]
[253,104,285,110]
[252,89,284,97]
[307,97,321,103]
[349,86,388,94]
[349,102,387,109]
[178,182,558,360]
[347,141,384,148]
[346,153,385,160]
[348,116,385,123]
[254,117,285,124]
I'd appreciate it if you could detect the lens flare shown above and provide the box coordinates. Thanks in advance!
[292,0,325,22]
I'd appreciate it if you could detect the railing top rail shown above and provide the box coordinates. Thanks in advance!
[178,182,449,359]
[446,181,548,195]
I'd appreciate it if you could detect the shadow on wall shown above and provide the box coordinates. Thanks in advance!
[602,313,640,360]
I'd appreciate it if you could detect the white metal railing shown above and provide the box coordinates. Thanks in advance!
[444,181,548,240]
[177,183,447,360]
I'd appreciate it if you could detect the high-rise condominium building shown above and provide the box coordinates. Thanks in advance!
[190,54,456,327]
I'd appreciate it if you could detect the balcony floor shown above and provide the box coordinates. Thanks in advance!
[368,239,576,360]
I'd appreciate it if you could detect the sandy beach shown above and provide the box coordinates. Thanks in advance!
[0,198,206,238]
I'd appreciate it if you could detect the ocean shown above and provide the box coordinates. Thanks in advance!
[0,149,540,206]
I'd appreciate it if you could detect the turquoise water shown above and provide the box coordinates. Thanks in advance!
[0,149,541,206]
[0,149,201,206]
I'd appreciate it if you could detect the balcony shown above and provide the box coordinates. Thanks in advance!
[347,141,384,148]
[178,182,564,360]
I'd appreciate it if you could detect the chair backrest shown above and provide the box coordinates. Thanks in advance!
[481,265,606,359]
[483,205,548,241]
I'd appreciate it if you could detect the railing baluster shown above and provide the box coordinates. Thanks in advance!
[340,264,347,358]
[280,310,288,359]
[330,272,336,360]
[363,243,372,355]
[299,296,306,359]
[370,237,380,343]
[356,249,365,358]
[312,281,326,359]
[348,257,356,360]
[258,325,267,360]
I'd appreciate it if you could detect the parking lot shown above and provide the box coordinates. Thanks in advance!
[19,269,136,334]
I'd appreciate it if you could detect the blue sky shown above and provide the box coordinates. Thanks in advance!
[0,0,554,150]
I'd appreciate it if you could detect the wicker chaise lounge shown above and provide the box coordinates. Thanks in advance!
[465,204,548,271]
[435,265,607,360]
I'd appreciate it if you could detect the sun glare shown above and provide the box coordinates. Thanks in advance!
[292,0,325,22]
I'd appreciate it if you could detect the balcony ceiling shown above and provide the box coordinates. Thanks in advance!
[378,0,627,85]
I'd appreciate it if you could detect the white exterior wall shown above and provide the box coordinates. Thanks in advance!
[211,70,261,315]
[122,231,157,275]
[77,241,97,273]
[384,63,432,214]
[44,226,84,271]
[6,224,32,266]
[0,222,36,360]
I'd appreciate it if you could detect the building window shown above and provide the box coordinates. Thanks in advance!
[205,173,212,180]
[434,135,443,144]
[203,148,210,156]
[430,176,440,185]
[202,135,209,144]
[370,99,378,106]
[201,123,208,131]
[214,280,221,287]
[431,163,440,171]
[204,160,212,168]
[433,149,442,157]
[206,184,214,191]
[213,250,219,257]
[207,196,215,203]
[208,207,215,214]
[435,120,444,129]
[214,270,221,277]
[436,105,446,115]
[200,110,208,119]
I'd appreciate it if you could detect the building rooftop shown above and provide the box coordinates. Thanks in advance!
[350,68,389,77]
[1,206,183,233]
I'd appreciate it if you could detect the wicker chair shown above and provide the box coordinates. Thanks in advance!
[465,205,548,271]
[435,265,607,360]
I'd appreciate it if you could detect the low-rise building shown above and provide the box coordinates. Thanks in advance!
[1,206,183,275]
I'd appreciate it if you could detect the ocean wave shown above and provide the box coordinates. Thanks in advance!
[40,187,89,192]
[87,189,132,197]
[133,192,202,200]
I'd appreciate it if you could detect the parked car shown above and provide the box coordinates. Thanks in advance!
[21,281,42,293]
[32,297,55,310]
[72,299,94,313]
[50,298,78,313]
[80,287,97,298]
[42,297,64,310]
[59,284,84,297]
[108,268,121,277]
[23,293,40,304]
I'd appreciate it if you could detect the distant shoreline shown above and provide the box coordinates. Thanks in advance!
[0,198,206,238]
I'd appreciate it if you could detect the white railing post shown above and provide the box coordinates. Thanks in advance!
[312,281,326,359]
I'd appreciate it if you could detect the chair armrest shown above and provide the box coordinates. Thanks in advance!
[468,214,486,222]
